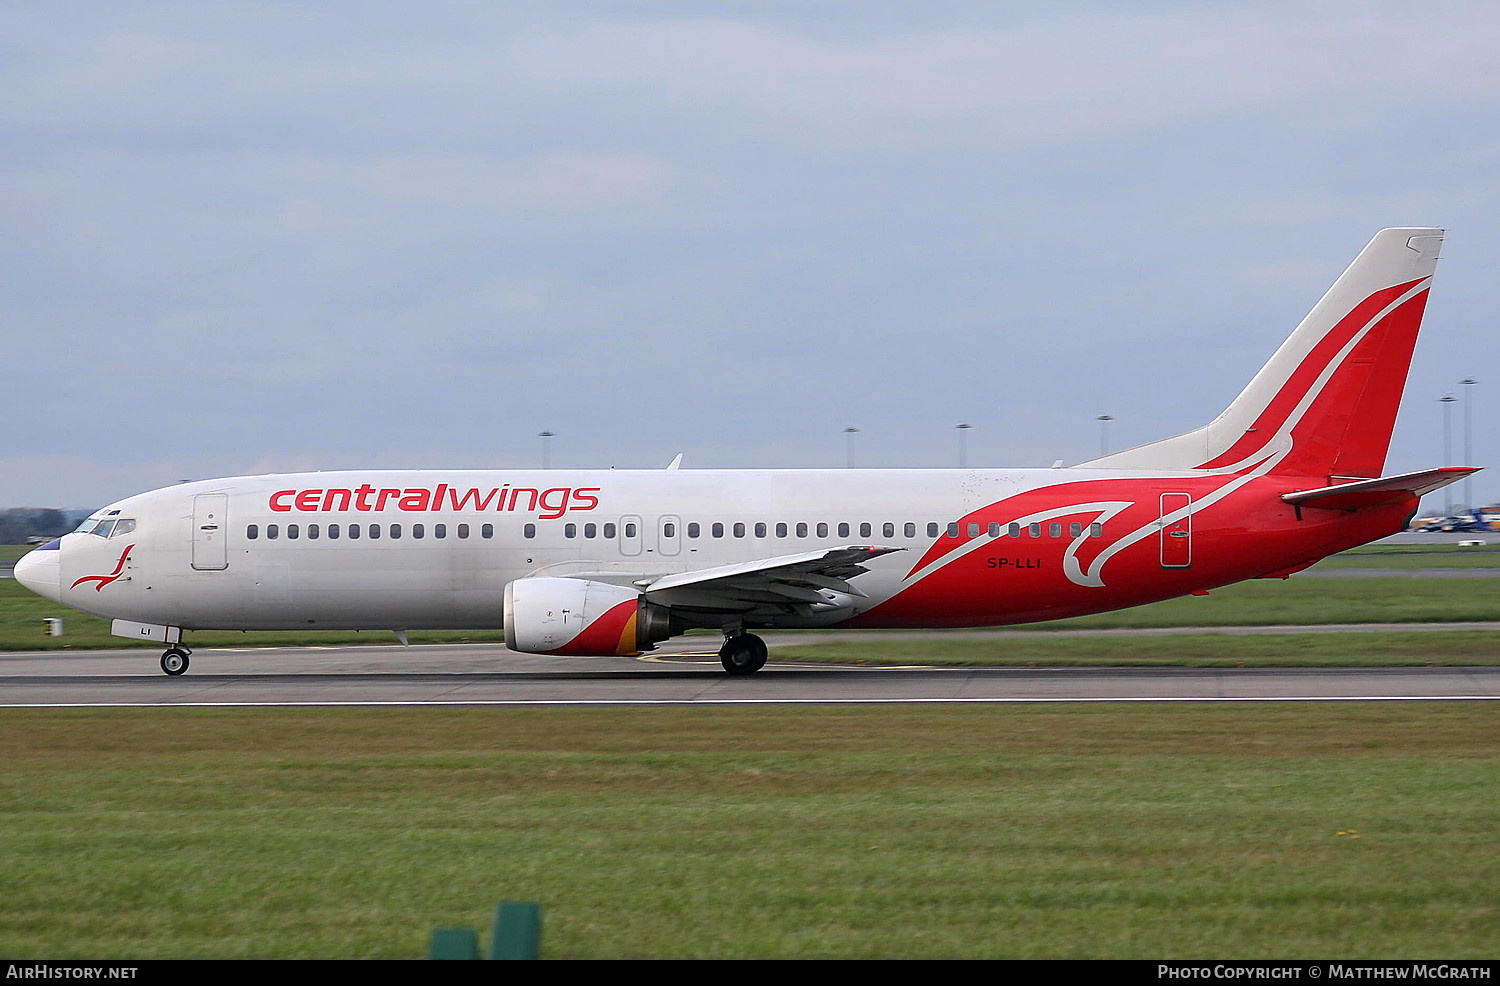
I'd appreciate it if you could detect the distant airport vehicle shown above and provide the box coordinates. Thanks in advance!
[15,228,1479,676]
[1416,510,1492,533]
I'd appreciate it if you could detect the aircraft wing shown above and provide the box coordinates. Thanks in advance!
[1281,466,1480,511]
[637,545,904,614]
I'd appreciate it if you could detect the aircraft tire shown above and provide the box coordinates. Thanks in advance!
[160,648,190,676]
[719,633,768,675]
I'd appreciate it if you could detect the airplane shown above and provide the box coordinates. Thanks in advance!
[14,227,1480,677]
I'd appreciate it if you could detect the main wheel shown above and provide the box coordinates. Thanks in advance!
[160,647,190,676]
[719,633,768,675]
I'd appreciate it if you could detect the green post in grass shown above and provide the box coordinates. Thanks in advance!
[489,901,542,960]
[427,927,480,959]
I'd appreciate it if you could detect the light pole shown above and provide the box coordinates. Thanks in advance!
[538,431,555,470]
[955,423,971,467]
[1096,414,1114,456]
[1439,395,1456,512]
[1460,378,1476,510]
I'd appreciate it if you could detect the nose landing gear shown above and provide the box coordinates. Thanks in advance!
[160,646,191,676]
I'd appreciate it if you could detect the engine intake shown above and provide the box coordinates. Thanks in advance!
[503,577,672,656]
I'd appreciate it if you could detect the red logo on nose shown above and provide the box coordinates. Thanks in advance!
[71,544,135,591]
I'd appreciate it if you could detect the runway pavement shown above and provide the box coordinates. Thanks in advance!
[0,637,1495,707]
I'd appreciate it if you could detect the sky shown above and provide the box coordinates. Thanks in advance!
[5,1,1498,512]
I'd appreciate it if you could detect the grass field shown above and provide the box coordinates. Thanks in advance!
[1,704,1495,959]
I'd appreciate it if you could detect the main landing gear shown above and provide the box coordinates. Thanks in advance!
[160,646,191,676]
[719,631,768,676]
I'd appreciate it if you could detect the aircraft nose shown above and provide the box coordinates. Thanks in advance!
[14,542,63,603]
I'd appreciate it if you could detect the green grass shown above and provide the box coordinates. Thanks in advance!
[1312,543,1500,569]
[1031,577,1500,629]
[0,705,1494,959]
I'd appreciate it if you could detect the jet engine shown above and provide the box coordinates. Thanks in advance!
[503,577,672,656]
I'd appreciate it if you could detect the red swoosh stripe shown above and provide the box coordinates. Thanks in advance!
[70,543,135,591]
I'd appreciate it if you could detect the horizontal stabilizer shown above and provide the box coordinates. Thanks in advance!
[1281,467,1479,511]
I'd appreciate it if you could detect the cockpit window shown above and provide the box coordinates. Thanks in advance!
[76,515,136,538]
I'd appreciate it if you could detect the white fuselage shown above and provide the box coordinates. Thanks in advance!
[46,466,1167,631]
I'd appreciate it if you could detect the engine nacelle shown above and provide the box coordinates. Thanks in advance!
[503,577,672,656]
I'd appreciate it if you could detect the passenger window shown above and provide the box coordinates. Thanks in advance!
[1008,523,1021,537]
[687,522,700,538]
[733,523,746,538]
[604,522,617,538]
[458,524,470,539]
[368,524,381,539]
[247,524,259,540]
[817,523,829,537]
[712,523,724,538]
[588,523,599,538]
[287,524,299,540]
[859,522,872,538]
[661,522,673,538]
[390,524,401,539]
[796,522,808,538]
[1070,522,1082,537]
[1028,524,1040,538]
[348,524,360,539]
[624,522,636,538]
[267,524,279,540]
[754,522,767,537]
[1049,523,1062,538]
[775,522,787,538]
[927,523,939,537]
[1091,523,1103,537]
[328,524,340,540]
[837,523,850,537]
[947,523,960,538]
[308,524,319,539]
[565,524,576,538]
[434,524,446,539]
[967,522,980,537]
[482,524,493,539]
[523,523,536,539]
[413,524,425,539]
[903,522,914,538]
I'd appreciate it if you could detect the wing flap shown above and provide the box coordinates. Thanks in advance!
[639,545,903,613]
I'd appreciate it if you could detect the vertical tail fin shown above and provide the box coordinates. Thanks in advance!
[1080,228,1443,479]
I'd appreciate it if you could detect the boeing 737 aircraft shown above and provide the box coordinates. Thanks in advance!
[15,228,1478,676]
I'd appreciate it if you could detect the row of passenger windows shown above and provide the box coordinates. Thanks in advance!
[247,519,1106,543]
[536,520,1105,540]
[247,523,492,541]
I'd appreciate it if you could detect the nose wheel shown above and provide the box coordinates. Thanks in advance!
[719,632,767,675]
[160,647,191,676]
